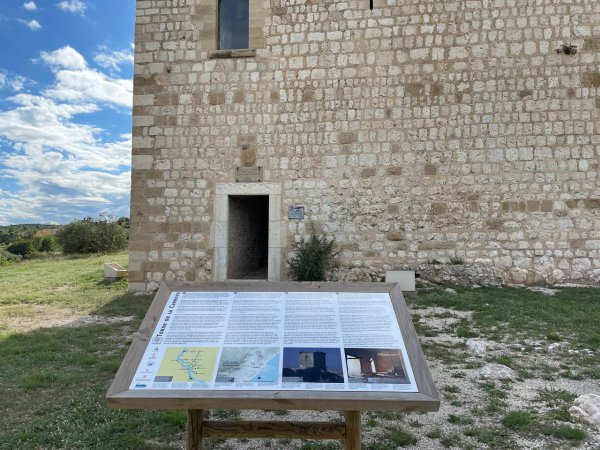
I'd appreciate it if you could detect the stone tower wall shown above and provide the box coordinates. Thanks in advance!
[129,0,600,291]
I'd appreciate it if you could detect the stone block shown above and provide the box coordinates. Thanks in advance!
[540,200,553,212]
[405,82,423,96]
[209,92,225,105]
[431,203,448,215]
[387,204,399,214]
[582,73,600,87]
[339,131,358,144]
[361,168,376,177]
[132,155,153,170]
[385,271,416,292]
[387,231,405,241]
[424,164,437,175]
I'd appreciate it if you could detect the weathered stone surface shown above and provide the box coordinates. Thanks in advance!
[328,266,384,283]
[466,339,487,355]
[128,0,600,291]
[479,364,517,380]
[328,263,504,288]
[569,394,600,427]
[413,264,505,287]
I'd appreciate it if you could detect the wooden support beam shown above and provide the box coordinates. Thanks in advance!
[344,411,361,450]
[202,420,346,440]
[187,409,203,450]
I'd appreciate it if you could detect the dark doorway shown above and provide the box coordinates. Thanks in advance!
[227,195,269,279]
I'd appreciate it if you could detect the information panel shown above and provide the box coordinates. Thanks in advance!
[129,291,418,393]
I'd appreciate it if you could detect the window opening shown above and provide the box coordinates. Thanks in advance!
[219,0,249,50]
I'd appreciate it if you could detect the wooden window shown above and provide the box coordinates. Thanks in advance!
[218,0,249,50]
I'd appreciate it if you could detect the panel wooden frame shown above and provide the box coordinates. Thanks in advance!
[106,282,439,411]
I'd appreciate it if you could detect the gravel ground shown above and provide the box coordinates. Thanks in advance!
[181,298,600,450]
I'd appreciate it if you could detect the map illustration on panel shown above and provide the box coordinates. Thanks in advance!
[155,347,219,385]
[215,347,280,385]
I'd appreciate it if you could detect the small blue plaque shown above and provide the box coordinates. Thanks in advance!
[288,206,305,220]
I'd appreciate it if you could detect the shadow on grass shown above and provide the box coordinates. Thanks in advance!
[0,292,189,450]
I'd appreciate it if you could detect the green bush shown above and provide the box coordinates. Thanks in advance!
[0,248,22,265]
[288,228,337,281]
[57,216,128,254]
[39,236,57,252]
[6,240,34,256]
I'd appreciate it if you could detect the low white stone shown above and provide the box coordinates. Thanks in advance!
[527,286,558,296]
[445,288,457,294]
[479,363,517,380]
[466,339,487,355]
[547,342,565,352]
[569,394,600,427]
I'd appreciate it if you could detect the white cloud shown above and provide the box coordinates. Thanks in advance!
[93,46,134,72]
[40,46,132,108]
[41,46,87,70]
[0,46,132,224]
[56,0,86,14]
[10,76,26,91]
[46,68,132,108]
[0,70,28,92]
[21,19,42,30]
[23,1,37,11]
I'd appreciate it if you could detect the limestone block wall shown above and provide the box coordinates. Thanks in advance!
[129,0,600,291]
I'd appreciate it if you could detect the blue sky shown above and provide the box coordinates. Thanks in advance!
[0,0,135,225]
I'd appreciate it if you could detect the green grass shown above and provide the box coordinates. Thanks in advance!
[540,424,587,443]
[463,427,517,449]
[1,255,598,449]
[408,287,600,349]
[0,251,130,329]
[554,425,587,442]
[501,411,534,431]
[366,426,417,449]
[0,251,182,449]
[537,388,577,405]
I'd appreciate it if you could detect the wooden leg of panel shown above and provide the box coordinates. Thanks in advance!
[186,409,203,450]
[344,411,361,450]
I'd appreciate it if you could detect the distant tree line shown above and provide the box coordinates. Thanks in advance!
[0,224,60,246]
[0,215,129,265]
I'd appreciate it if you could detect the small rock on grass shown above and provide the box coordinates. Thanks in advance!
[569,394,600,427]
[527,286,559,296]
[479,363,517,380]
[466,339,487,355]
[548,342,567,352]
[445,288,457,294]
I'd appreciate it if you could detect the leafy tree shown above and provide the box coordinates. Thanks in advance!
[39,236,57,252]
[57,215,128,254]
[116,217,130,229]
[6,240,34,257]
